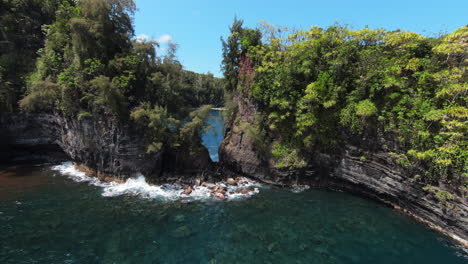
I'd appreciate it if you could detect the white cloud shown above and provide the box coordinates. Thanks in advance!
[135,34,173,45]
[135,34,149,42]
[156,34,172,44]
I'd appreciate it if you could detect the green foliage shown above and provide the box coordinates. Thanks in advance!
[19,81,60,112]
[131,103,212,154]
[221,18,262,92]
[389,152,411,167]
[0,0,70,112]
[0,76,14,112]
[222,22,467,191]
[435,190,455,208]
[244,115,270,157]
[18,0,223,119]
[355,100,377,117]
[69,0,135,65]
[77,111,93,120]
[423,186,455,208]
[271,142,307,169]
[131,103,180,153]
[221,18,243,92]
[8,0,224,158]
[179,105,212,146]
[340,100,377,133]
[90,75,127,116]
[432,26,468,56]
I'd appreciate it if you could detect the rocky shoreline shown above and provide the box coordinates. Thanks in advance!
[218,94,468,248]
[243,171,468,248]
[1,111,467,247]
[72,162,258,200]
[0,113,213,182]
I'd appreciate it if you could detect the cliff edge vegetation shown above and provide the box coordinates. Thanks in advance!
[0,0,224,156]
[221,19,467,202]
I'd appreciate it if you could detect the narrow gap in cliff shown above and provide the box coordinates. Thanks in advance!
[201,109,225,163]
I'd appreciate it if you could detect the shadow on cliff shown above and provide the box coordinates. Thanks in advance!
[0,113,215,182]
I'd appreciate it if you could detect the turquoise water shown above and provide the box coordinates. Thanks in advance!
[0,164,467,264]
[202,109,224,161]
[1,111,467,263]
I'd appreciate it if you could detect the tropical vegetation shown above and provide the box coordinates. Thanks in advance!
[0,0,224,153]
[221,19,467,195]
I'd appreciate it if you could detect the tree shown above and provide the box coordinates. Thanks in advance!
[0,0,71,112]
[226,21,466,192]
[221,18,244,91]
[70,0,136,65]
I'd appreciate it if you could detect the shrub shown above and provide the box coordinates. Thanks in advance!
[19,81,61,112]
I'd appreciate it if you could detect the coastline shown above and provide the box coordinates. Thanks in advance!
[242,172,468,248]
[70,159,468,248]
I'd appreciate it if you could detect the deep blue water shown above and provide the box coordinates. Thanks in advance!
[202,109,224,161]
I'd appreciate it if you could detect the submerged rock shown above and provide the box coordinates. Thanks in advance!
[171,225,193,238]
[173,214,186,223]
[267,242,277,252]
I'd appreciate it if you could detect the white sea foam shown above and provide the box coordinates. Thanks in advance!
[291,185,310,193]
[51,162,106,187]
[223,179,262,200]
[51,162,261,201]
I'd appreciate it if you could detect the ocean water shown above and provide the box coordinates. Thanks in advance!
[0,163,467,264]
[1,110,467,263]
[202,109,224,162]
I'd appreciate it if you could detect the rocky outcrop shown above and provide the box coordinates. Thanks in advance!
[0,113,66,162]
[330,148,468,246]
[0,112,213,181]
[219,93,264,176]
[219,93,468,246]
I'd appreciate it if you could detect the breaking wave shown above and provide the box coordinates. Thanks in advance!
[51,162,261,201]
[291,185,311,193]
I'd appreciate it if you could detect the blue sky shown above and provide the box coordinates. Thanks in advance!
[134,0,467,77]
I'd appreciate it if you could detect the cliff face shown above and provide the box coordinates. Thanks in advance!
[0,113,212,181]
[0,114,65,162]
[219,94,468,245]
[219,93,263,176]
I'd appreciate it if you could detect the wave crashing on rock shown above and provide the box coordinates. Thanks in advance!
[51,162,261,201]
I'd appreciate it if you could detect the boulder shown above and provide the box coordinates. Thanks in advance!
[226,178,237,185]
[213,186,227,194]
[202,182,216,189]
[213,192,226,200]
[181,186,192,195]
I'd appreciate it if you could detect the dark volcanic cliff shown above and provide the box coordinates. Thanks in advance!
[219,94,468,246]
[1,104,467,246]
[0,113,212,182]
